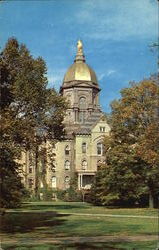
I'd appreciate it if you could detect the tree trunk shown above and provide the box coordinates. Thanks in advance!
[35,145,40,200]
[40,147,48,201]
[149,190,154,208]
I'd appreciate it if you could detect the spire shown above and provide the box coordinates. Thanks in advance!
[74,40,85,62]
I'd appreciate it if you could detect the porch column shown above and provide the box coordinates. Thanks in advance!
[80,174,83,188]
[78,174,81,190]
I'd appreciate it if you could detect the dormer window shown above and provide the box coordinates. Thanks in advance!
[100,127,105,132]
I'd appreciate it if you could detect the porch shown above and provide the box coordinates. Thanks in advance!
[77,171,95,190]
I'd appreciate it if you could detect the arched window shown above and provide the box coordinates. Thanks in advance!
[65,160,70,170]
[65,145,70,155]
[97,142,103,155]
[28,178,33,188]
[82,142,86,153]
[29,166,33,174]
[79,97,86,109]
[65,176,70,188]
[79,97,86,123]
[82,160,87,170]
[51,176,56,188]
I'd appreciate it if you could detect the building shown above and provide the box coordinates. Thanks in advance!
[20,40,110,192]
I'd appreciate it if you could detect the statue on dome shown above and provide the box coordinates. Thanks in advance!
[77,40,83,54]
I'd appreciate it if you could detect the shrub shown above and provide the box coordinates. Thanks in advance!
[56,188,82,202]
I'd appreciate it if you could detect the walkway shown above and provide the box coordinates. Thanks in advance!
[60,212,157,219]
[1,235,158,245]
[6,210,157,219]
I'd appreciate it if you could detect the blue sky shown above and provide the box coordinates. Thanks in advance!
[0,0,158,112]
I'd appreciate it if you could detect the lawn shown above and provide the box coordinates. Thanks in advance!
[1,201,158,249]
[11,201,158,216]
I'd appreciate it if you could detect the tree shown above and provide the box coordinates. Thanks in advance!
[0,147,28,208]
[91,78,159,208]
[0,38,67,207]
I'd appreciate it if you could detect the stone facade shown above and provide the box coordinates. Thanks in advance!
[20,41,110,192]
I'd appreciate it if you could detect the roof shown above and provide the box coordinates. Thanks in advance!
[62,40,99,87]
[63,62,98,85]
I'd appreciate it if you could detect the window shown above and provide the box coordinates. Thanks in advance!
[29,167,33,174]
[97,142,103,155]
[28,178,33,188]
[65,145,70,155]
[65,176,70,188]
[100,127,105,132]
[82,142,86,153]
[65,160,70,170]
[51,160,56,172]
[82,160,87,170]
[79,111,86,123]
[79,97,86,123]
[79,97,86,109]
[65,176,70,182]
[51,176,56,188]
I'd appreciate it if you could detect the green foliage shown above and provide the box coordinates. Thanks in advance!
[0,147,27,208]
[56,188,82,202]
[40,187,56,201]
[0,38,67,207]
[56,177,83,202]
[26,194,41,202]
[1,37,66,147]
[90,78,159,208]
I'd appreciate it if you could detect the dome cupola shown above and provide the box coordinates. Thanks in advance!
[62,40,99,87]
[60,40,101,126]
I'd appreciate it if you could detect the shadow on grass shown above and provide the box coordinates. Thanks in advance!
[64,242,124,249]
[3,241,156,250]
[2,242,125,250]
[0,211,69,234]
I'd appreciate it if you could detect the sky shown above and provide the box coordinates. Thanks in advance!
[0,0,158,112]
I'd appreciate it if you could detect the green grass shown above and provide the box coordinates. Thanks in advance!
[53,215,157,236]
[1,202,158,249]
[11,201,158,216]
[0,212,157,236]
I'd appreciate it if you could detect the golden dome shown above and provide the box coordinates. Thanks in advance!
[63,40,98,85]
[63,62,98,84]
